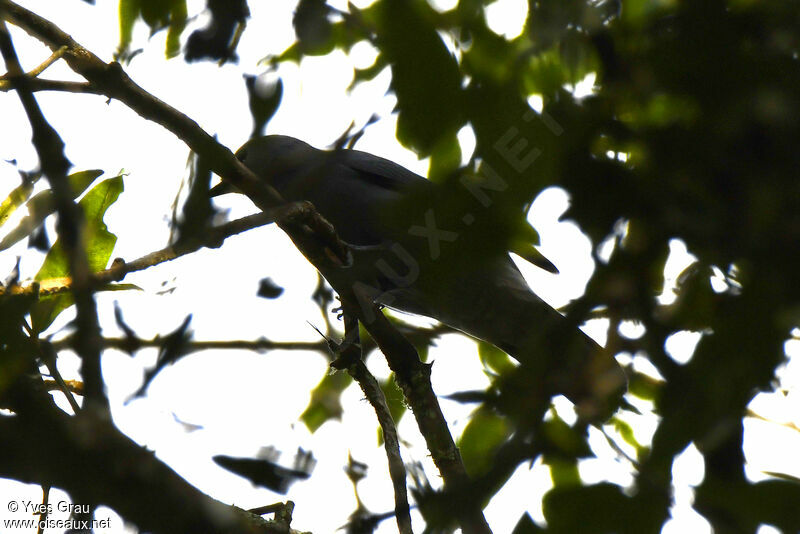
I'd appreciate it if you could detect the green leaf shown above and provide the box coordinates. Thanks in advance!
[427,133,461,183]
[559,31,599,85]
[540,416,593,460]
[117,0,137,60]
[349,54,388,90]
[478,341,516,376]
[71,169,105,195]
[544,483,633,532]
[461,23,517,83]
[375,0,464,154]
[546,457,581,488]
[524,48,568,97]
[610,416,646,460]
[695,478,800,533]
[458,407,512,476]
[0,170,102,251]
[622,0,673,26]
[627,370,661,401]
[0,289,37,395]
[140,0,171,28]
[116,0,188,60]
[275,42,303,64]
[0,180,34,228]
[300,371,351,432]
[31,175,123,333]
[293,0,334,56]
[165,0,188,59]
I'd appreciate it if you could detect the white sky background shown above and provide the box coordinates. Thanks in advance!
[1,1,799,533]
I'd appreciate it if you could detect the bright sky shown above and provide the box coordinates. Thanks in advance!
[1,1,799,533]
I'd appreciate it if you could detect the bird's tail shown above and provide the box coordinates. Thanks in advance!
[430,259,627,421]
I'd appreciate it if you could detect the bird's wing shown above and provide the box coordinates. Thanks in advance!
[335,148,430,193]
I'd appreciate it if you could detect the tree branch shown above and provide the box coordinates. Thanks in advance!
[0,44,94,93]
[355,308,492,534]
[0,210,276,298]
[0,17,106,411]
[340,315,413,534]
[0,0,350,267]
[0,77,100,93]
[0,404,308,534]
[0,3,490,532]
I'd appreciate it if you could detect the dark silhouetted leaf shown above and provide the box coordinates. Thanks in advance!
[293,0,333,55]
[245,75,283,139]
[27,224,49,252]
[214,447,315,494]
[342,509,396,534]
[511,513,545,534]
[171,151,219,246]
[257,277,284,299]
[184,0,249,63]
[540,416,592,461]
[695,478,800,533]
[543,483,642,533]
[127,314,192,400]
[375,0,464,154]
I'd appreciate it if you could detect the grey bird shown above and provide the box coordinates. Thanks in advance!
[212,135,626,419]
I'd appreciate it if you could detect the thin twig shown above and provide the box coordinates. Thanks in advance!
[0,77,100,93]
[50,336,328,355]
[0,210,276,298]
[747,408,800,435]
[342,314,413,534]
[19,320,82,413]
[36,485,49,534]
[600,425,641,469]
[350,302,492,534]
[0,43,68,86]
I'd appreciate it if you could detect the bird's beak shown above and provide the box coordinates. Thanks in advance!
[209,180,238,197]
[511,242,559,274]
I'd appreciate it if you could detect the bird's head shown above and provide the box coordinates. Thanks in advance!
[210,135,316,196]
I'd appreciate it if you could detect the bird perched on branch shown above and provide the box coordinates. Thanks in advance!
[211,135,625,419]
